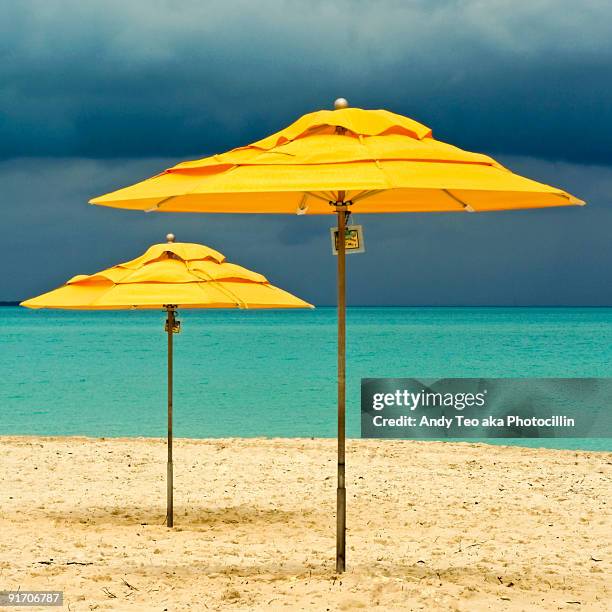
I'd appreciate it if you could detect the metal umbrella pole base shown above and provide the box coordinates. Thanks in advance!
[335,203,348,573]
[165,305,179,528]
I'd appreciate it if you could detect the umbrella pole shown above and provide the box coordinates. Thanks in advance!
[166,305,175,528]
[336,203,347,573]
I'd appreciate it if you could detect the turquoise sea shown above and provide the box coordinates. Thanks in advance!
[1,306,610,451]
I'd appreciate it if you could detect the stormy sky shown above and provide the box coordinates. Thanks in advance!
[2,0,611,305]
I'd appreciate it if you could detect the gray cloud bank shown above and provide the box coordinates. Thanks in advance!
[1,0,611,163]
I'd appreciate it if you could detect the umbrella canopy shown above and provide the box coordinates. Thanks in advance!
[21,239,312,310]
[90,106,583,214]
[21,235,312,529]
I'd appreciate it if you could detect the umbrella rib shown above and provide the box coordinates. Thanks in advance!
[442,189,475,212]
[187,264,247,308]
[145,195,177,212]
[198,280,247,308]
[351,189,383,204]
[152,166,241,211]
[320,191,338,202]
[83,281,126,308]
[303,191,334,203]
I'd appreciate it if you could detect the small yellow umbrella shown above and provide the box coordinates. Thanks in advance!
[21,234,312,527]
[90,100,584,571]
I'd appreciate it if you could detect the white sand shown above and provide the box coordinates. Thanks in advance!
[0,436,610,611]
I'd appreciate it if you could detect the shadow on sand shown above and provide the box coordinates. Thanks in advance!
[41,502,318,530]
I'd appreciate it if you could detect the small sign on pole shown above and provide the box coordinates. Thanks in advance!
[331,225,365,255]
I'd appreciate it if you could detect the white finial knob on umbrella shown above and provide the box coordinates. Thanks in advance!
[166,233,175,243]
[334,98,349,109]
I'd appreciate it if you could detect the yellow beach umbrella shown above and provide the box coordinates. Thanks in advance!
[90,100,584,571]
[21,234,312,527]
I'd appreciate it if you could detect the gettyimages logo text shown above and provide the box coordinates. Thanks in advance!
[372,389,488,412]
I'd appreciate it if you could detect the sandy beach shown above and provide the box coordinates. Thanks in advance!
[0,436,609,611]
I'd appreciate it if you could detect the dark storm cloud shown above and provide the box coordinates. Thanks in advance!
[2,1,610,305]
[1,0,611,163]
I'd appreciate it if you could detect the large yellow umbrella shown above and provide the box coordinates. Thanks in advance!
[90,100,584,571]
[21,234,312,527]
